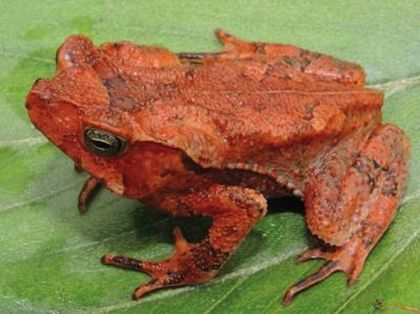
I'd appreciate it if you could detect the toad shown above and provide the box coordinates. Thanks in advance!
[25,29,410,304]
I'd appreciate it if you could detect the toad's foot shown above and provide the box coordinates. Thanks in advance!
[282,240,368,305]
[101,227,226,300]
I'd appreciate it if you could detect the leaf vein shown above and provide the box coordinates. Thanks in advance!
[205,278,248,314]
[0,136,47,148]
[0,181,81,213]
[370,74,420,97]
[0,50,55,64]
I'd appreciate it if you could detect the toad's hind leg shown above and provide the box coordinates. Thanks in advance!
[178,29,365,85]
[283,124,409,305]
[102,185,267,299]
[215,29,366,86]
[178,29,301,62]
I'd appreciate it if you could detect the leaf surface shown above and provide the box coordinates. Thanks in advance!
[0,1,419,313]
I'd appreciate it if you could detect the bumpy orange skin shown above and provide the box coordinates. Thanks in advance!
[25,30,410,304]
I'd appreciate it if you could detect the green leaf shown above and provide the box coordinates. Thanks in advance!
[1,1,419,313]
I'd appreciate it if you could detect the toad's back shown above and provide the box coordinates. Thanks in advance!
[104,58,383,170]
[43,34,383,171]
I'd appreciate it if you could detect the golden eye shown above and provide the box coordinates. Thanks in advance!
[84,128,126,156]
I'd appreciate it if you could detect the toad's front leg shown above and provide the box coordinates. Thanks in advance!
[102,184,267,299]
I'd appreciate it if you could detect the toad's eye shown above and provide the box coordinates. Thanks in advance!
[84,128,126,156]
